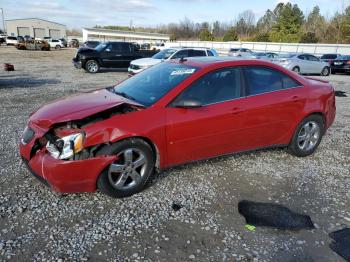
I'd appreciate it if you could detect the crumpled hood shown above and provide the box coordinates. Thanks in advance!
[30,89,128,128]
[130,57,162,67]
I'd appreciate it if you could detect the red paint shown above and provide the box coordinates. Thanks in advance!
[20,59,336,193]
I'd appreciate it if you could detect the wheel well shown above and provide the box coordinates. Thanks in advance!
[98,136,160,169]
[305,112,326,129]
[135,136,160,169]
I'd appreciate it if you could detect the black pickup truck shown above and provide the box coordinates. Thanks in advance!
[73,42,157,73]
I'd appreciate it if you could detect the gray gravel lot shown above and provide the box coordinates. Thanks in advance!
[0,46,349,261]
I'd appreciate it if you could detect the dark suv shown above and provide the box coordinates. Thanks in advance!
[73,41,157,73]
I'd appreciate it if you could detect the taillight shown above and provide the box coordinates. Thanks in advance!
[346,60,350,65]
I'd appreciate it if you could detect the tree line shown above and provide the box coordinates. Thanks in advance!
[91,2,350,44]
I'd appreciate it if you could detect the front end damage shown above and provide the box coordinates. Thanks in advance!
[20,102,142,193]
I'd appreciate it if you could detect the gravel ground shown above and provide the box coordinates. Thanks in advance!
[0,46,349,262]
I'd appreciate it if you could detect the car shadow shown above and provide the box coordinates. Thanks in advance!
[0,75,61,89]
[95,68,128,74]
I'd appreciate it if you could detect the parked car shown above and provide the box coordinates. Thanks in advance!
[321,54,341,65]
[73,41,158,73]
[6,36,18,45]
[20,57,336,198]
[273,53,330,76]
[82,40,100,49]
[150,42,166,51]
[59,38,68,47]
[69,39,80,48]
[228,48,253,57]
[15,40,50,51]
[0,35,6,44]
[48,39,65,49]
[330,55,350,74]
[140,43,151,50]
[251,52,279,60]
[128,47,218,75]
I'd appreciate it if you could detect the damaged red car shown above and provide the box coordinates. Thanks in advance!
[20,57,336,198]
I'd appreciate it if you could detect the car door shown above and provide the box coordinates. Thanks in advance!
[239,66,306,149]
[165,67,247,165]
[297,55,311,73]
[100,43,123,68]
[306,54,324,74]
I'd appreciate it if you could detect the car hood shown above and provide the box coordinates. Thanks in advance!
[30,89,134,128]
[131,57,162,67]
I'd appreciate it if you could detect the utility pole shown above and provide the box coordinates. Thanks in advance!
[0,8,5,34]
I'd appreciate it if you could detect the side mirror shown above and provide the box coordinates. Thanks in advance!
[173,99,202,108]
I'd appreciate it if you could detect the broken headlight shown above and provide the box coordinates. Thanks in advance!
[46,133,84,160]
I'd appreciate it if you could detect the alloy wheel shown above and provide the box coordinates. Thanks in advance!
[87,61,98,73]
[108,148,147,190]
[297,121,321,151]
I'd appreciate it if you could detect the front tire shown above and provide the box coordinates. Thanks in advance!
[84,59,100,73]
[321,67,330,76]
[288,115,324,157]
[55,45,61,50]
[96,138,155,198]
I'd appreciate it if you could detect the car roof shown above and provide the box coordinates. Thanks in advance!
[166,47,212,51]
[172,56,264,68]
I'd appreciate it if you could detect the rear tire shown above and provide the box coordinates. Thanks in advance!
[321,67,330,76]
[84,59,100,73]
[96,138,155,198]
[55,45,61,50]
[292,66,300,74]
[288,115,324,157]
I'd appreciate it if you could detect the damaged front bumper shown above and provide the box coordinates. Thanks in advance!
[19,123,116,193]
[72,58,82,69]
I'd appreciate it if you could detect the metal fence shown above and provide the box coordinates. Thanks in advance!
[165,41,350,56]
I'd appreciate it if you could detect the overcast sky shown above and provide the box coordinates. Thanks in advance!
[1,0,349,29]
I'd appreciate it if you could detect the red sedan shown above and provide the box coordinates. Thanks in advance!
[20,57,336,198]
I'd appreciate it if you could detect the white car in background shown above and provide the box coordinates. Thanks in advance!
[150,42,166,51]
[128,47,218,75]
[273,53,331,76]
[6,36,18,45]
[228,48,253,57]
[48,39,65,49]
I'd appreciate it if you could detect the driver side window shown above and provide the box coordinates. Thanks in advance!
[174,67,242,106]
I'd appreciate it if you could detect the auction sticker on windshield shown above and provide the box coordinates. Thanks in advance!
[170,68,196,76]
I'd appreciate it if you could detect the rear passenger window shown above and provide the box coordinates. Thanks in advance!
[189,50,207,57]
[174,67,242,105]
[245,67,300,95]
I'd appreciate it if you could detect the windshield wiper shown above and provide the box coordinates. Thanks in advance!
[115,91,136,101]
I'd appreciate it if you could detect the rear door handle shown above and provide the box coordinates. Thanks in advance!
[231,107,245,114]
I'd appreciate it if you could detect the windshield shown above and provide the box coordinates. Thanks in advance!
[95,43,107,51]
[113,62,199,107]
[253,53,266,57]
[230,48,239,52]
[152,49,177,60]
[278,53,297,58]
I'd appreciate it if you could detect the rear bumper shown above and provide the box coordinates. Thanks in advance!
[331,65,350,72]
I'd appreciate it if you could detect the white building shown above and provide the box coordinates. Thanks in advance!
[5,18,66,39]
[82,27,170,43]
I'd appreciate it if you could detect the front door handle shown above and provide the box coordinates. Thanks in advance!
[290,95,301,102]
[231,107,245,114]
